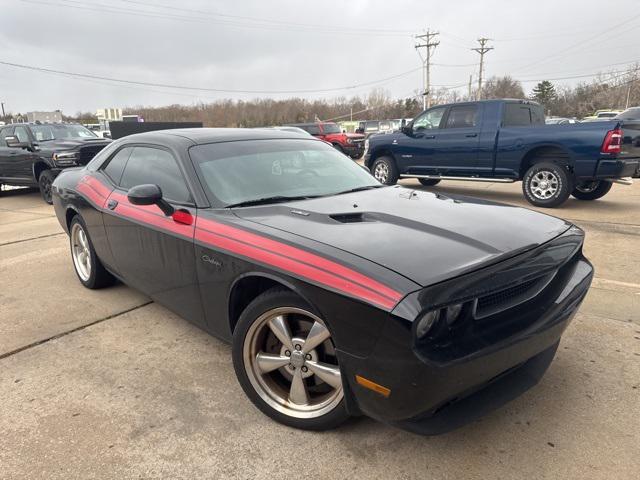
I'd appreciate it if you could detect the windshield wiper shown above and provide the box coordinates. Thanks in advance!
[333,185,384,196]
[226,195,320,208]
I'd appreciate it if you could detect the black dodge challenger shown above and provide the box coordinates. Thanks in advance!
[52,128,593,434]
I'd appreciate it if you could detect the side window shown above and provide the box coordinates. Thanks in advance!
[120,147,192,204]
[445,105,479,129]
[412,107,446,132]
[503,104,532,127]
[305,125,320,135]
[102,147,133,185]
[14,126,30,142]
[0,127,12,143]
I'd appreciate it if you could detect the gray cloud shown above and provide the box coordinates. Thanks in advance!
[0,0,637,114]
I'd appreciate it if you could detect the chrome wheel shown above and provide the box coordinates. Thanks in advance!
[243,307,343,419]
[373,162,389,183]
[71,223,92,282]
[530,170,559,200]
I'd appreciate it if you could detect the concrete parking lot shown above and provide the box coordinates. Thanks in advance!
[1,182,638,479]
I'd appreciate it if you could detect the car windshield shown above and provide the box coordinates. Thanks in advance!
[30,124,97,141]
[321,123,341,134]
[189,139,381,207]
[365,121,379,131]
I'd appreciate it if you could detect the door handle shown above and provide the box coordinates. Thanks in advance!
[424,135,436,139]
[107,199,118,210]
[465,133,478,138]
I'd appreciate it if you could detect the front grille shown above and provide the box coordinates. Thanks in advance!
[474,273,555,319]
[78,145,106,165]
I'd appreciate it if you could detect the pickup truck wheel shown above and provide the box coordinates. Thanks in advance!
[69,215,116,289]
[38,170,55,204]
[371,156,399,185]
[522,162,572,208]
[418,178,441,186]
[571,180,612,200]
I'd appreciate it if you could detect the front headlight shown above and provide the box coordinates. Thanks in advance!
[415,310,440,339]
[364,138,369,149]
[346,137,353,144]
[53,151,78,166]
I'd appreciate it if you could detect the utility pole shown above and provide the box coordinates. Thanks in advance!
[415,29,440,110]
[1,102,5,118]
[472,38,493,100]
[468,75,473,100]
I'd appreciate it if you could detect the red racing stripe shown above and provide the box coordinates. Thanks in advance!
[197,217,403,303]
[195,228,398,310]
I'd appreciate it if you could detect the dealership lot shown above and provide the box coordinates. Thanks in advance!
[1,183,639,479]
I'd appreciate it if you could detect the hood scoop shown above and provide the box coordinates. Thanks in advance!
[330,212,369,224]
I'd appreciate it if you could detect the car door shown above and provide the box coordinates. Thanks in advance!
[435,104,482,175]
[101,145,205,327]
[0,126,13,178]
[0,126,36,183]
[393,106,446,174]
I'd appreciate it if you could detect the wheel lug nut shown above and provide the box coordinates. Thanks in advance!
[295,344,302,351]
[305,354,311,360]
[301,366,308,373]
[285,350,291,356]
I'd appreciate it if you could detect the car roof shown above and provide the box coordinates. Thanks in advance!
[118,127,323,145]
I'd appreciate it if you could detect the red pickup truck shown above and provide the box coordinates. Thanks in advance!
[285,122,365,159]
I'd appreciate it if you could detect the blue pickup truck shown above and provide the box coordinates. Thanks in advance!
[363,99,640,207]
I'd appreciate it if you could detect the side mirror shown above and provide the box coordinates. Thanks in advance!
[401,125,412,135]
[5,136,31,148]
[127,184,174,216]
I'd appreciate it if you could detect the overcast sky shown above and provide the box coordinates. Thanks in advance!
[0,0,638,114]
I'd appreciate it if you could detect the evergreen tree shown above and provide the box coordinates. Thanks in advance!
[531,80,557,106]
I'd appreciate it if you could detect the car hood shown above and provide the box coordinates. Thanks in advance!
[37,137,111,151]
[233,186,572,287]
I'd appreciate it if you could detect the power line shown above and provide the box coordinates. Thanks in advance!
[0,59,421,95]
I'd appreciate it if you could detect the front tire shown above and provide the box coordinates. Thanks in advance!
[371,156,399,185]
[571,180,612,200]
[232,288,349,431]
[38,170,55,204]
[69,216,116,289]
[522,162,573,208]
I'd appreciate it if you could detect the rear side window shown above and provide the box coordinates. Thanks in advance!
[445,105,479,128]
[102,147,133,185]
[503,104,545,126]
[0,127,13,142]
[119,147,192,204]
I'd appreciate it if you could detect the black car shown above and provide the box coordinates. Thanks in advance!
[51,128,593,434]
[0,123,110,203]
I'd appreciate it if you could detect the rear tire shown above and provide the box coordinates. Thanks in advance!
[571,180,612,200]
[69,215,116,289]
[232,288,349,431]
[418,178,441,187]
[38,170,55,204]
[371,156,399,185]
[522,162,573,208]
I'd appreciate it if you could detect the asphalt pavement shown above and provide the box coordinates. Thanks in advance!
[1,182,638,479]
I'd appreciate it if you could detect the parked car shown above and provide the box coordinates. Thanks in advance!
[364,99,640,207]
[582,109,624,121]
[52,128,593,434]
[545,117,579,125]
[0,122,111,203]
[284,122,364,158]
[615,107,640,177]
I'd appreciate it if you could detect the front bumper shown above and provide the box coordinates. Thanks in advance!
[337,229,593,434]
[343,143,365,158]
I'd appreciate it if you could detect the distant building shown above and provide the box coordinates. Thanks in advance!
[27,111,63,123]
[96,108,123,122]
